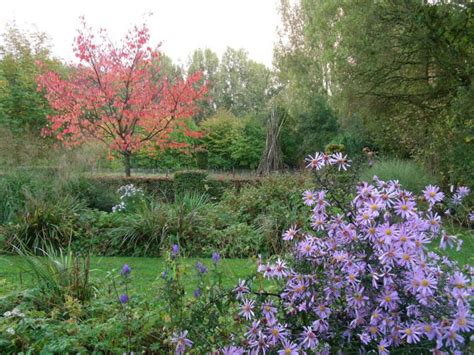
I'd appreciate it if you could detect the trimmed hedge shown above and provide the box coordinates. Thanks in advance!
[86,172,254,206]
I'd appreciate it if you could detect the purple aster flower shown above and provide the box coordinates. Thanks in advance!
[401,324,421,344]
[315,303,331,319]
[379,289,399,310]
[171,330,193,355]
[245,320,261,340]
[451,306,474,333]
[282,225,299,241]
[277,340,299,355]
[239,299,255,320]
[249,332,270,353]
[377,338,391,355]
[329,152,351,171]
[303,190,317,206]
[121,264,131,277]
[262,300,277,320]
[456,186,470,198]
[268,322,288,344]
[171,244,180,258]
[415,273,437,296]
[273,259,288,279]
[394,198,416,219]
[443,328,464,348]
[233,279,249,300]
[305,152,325,170]
[299,326,319,350]
[423,185,444,205]
[119,293,129,304]
[212,252,221,265]
[221,346,245,355]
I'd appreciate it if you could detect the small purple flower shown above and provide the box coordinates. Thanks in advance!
[121,264,131,277]
[277,339,299,355]
[329,152,351,171]
[456,186,470,198]
[195,261,208,274]
[171,330,193,355]
[282,225,299,241]
[300,326,319,350]
[233,279,249,299]
[423,185,444,205]
[239,299,255,320]
[119,294,129,304]
[171,244,180,258]
[221,346,245,355]
[212,252,221,265]
[193,287,202,299]
[401,324,421,344]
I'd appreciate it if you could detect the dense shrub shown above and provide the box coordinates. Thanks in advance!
[1,195,85,253]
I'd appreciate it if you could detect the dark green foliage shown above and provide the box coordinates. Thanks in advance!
[278,0,474,186]
[1,195,84,253]
[173,171,208,195]
[201,110,266,169]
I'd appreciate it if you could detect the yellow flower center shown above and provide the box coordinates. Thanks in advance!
[421,279,429,287]
[401,205,408,211]
[385,296,392,302]
[405,328,413,335]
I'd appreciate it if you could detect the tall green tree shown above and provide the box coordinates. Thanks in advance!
[187,48,220,121]
[216,47,272,117]
[0,23,61,133]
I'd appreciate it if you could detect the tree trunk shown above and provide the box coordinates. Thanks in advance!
[123,151,132,177]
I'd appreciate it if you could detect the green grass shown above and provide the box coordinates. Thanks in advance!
[0,256,256,298]
[359,158,437,193]
[433,227,474,266]
[0,228,471,299]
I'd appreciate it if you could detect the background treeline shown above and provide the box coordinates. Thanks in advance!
[0,0,473,186]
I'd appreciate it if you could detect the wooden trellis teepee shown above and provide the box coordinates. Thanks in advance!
[257,107,285,176]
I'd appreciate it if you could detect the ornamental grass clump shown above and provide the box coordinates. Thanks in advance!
[225,152,473,354]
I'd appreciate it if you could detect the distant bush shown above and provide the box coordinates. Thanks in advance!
[359,158,437,193]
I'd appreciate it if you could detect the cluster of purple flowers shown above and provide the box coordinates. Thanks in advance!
[228,152,473,354]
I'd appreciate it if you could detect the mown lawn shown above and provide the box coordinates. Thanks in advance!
[0,256,256,298]
[0,229,471,298]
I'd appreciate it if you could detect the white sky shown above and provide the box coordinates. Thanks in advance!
[0,0,281,67]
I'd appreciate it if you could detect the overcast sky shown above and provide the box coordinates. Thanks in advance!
[0,0,281,67]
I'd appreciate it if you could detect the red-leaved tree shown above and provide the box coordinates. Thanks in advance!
[37,19,206,176]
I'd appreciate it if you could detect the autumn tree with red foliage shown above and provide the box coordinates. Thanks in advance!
[37,19,206,176]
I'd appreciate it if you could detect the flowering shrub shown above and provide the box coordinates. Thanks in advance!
[226,152,473,353]
[112,184,144,213]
